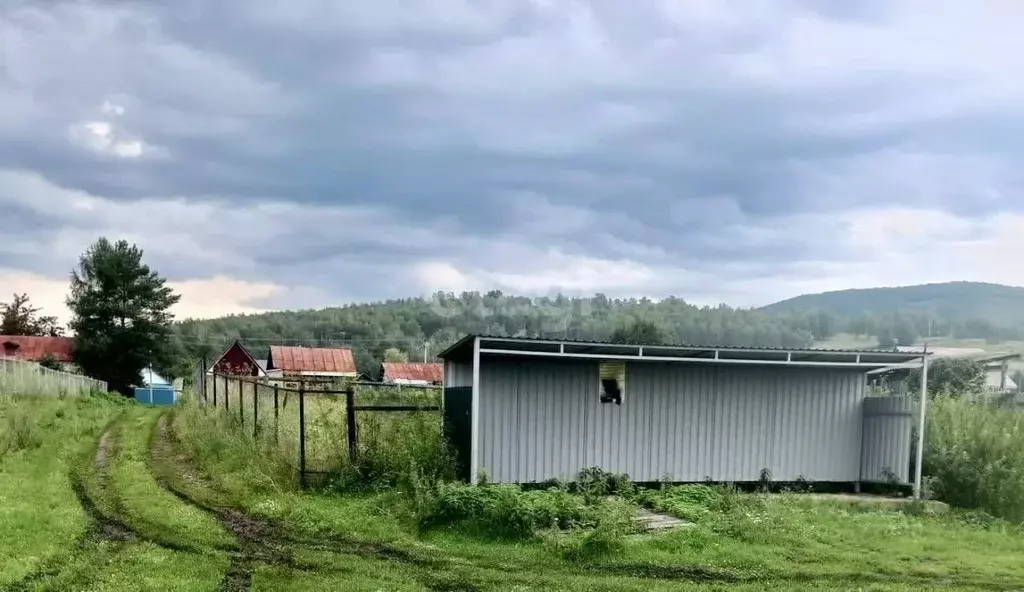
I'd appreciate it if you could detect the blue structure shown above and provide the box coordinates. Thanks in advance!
[133,367,178,406]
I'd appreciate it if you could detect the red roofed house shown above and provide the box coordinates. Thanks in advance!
[1,335,75,370]
[266,345,358,388]
[208,340,267,377]
[381,362,443,386]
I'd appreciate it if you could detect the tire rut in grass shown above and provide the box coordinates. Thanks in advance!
[150,413,479,591]
[7,417,141,592]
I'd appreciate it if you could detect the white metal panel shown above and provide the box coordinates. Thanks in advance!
[861,396,914,483]
[477,357,874,483]
[444,360,473,388]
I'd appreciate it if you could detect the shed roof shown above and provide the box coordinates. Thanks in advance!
[267,345,357,374]
[868,347,1021,374]
[439,334,925,370]
[382,362,443,383]
[0,335,74,362]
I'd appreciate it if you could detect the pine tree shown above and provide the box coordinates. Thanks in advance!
[66,238,181,395]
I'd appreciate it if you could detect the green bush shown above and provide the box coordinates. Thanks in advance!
[412,481,603,539]
[566,467,636,500]
[554,498,635,562]
[635,484,732,523]
[925,396,1024,522]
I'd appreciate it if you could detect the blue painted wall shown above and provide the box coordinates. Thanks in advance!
[134,386,178,406]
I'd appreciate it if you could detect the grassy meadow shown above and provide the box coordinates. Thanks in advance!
[6,371,1024,589]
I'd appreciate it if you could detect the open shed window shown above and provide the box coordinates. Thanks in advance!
[599,362,625,405]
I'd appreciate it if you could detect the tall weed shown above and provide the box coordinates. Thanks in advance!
[170,393,296,493]
[411,481,603,539]
[925,396,1024,522]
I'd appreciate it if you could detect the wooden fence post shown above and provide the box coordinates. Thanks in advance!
[273,385,279,445]
[252,380,259,439]
[224,375,229,412]
[346,387,358,462]
[213,373,218,406]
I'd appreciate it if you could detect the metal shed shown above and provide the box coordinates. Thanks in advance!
[439,335,924,486]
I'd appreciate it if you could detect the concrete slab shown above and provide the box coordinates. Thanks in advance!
[634,507,695,532]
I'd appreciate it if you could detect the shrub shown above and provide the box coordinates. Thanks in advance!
[329,389,455,492]
[552,498,635,562]
[925,396,1024,522]
[570,467,635,500]
[635,484,731,523]
[412,482,603,539]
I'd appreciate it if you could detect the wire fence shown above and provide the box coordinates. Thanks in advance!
[0,357,108,396]
[199,370,442,488]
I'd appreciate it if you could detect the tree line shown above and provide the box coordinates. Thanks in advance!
[6,236,1024,388]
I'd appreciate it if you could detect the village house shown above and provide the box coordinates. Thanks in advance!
[207,340,268,377]
[0,335,76,371]
[265,344,358,389]
[381,361,443,386]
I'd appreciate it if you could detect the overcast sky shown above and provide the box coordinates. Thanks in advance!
[3,1,1024,324]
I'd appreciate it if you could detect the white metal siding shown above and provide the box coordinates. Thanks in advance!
[477,358,869,483]
[860,396,914,483]
[444,360,473,388]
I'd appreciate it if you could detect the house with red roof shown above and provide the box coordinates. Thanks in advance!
[266,345,358,389]
[207,340,267,377]
[381,362,443,386]
[1,335,75,370]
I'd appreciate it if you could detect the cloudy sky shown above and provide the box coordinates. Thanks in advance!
[3,1,1024,324]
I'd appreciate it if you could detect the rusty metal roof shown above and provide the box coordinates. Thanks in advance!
[267,345,356,374]
[381,362,443,383]
[0,336,74,362]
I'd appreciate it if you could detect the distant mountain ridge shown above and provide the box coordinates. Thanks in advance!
[761,282,1024,326]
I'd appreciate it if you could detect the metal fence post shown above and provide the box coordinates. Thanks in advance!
[273,385,279,445]
[252,380,259,439]
[346,387,357,462]
[299,382,307,489]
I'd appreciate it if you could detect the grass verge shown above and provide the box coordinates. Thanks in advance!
[0,393,126,587]
[161,394,1024,591]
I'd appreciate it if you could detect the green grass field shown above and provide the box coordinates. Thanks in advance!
[5,390,1024,590]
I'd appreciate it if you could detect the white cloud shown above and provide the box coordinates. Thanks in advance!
[0,270,285,328]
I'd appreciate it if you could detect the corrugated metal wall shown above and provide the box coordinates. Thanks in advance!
[860,396,914,483]
[444,360,473,388]
[477,358,872,483]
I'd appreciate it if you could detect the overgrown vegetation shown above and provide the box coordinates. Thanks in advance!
[925,396,1024,522]
[0,393,125,587]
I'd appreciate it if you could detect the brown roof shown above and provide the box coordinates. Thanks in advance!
[382,362,443,384]
[268,345,356,374]
[0,336,74,362]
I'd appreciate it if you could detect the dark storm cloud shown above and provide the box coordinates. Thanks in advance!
[3,0,1024,308]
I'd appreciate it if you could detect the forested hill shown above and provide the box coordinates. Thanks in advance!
[171,293,820,377]
[171,284,1024,379]
[761,282,1024,327]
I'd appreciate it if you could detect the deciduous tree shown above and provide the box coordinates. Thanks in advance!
[0,293,63,336]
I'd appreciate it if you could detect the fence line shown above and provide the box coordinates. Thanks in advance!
[0,357,108,396]
[200,371,441,488]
